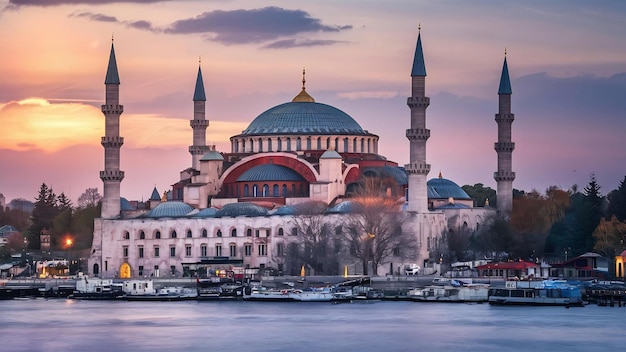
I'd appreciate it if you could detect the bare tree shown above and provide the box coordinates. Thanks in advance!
[291,201,339,275]
[342,177,418,276]
[78,188,102,208]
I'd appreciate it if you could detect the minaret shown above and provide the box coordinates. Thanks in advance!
[189,60,210,170]
[494,51,515,217]
[405,26,431,213]
[100,39,124,219]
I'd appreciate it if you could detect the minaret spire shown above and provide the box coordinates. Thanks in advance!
[100,39,124,218]
[406,26,431,213]
[494,51,515,217]
[189,60,210,170]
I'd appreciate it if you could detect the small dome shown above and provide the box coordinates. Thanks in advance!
[215,202,269,218]
[270,205,296,216]
[146,201,194,218]
[328,201,360,214]
[427,177,470,200]
[194,207,218,218]
[237,164,305,182]
[200,150,224,161]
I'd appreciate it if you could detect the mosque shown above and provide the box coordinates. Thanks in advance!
[87,29,515,278]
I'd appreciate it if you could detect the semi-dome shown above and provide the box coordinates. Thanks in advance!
[239,101,369,136]
[427,177,471,200]
[146,201,194,218]
[237,164,305,182]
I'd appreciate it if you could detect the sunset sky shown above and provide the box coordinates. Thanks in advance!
[1,0,625,205]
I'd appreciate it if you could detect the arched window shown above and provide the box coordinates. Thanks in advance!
[231,229,237,237]
[317,137,322,150]
[353,138,357,152]
[296,137,301,150]
[282,184,288,196]
[277,138,282,151]
[273,184,279,197]
[263,184,269,196]
[244,184,249,197]
[246,229,252,237]
[343,138,348,152]
[306,137,311,150]
[268,138,273,152]
[171,230,177,239]
[286,137,292,151]
[253,184,258,197]
[202,229,208,238]
[139,231,145,239]
[122,231,129,240]
[217,229,222,237]
[334,138,339,151]
[278,228,284,236]
[258,138,263,152]
[234,140,239,153]
[155,231,161,239]
[186,230,192,238]
[360,138,364,153]
[242,139,246,153]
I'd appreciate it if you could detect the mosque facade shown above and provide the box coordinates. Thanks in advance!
[87,30,513,278]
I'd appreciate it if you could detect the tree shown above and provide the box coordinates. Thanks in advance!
[573,173,604,255]
[342,177,418,276]
[462,183,496,207]
[470,214,512,261]
[78,188,102,208]
[291,201,339,275]
[607,175,626,222]
[27,183,59,249]
[593,216,626,258]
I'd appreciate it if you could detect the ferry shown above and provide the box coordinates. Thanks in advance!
[488,280,584,306]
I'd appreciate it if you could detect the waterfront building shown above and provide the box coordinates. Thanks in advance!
[87,29,507,279]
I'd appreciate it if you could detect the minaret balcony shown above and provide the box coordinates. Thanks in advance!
[495,113,514,123]
[494,141,515,152]
[407,96,430,108]
[406,128,430,141]
[100,170,125,182]
[494,170,516,181]
[101,104,124,114]
[404,162,431,175]
[190,119,209,128]
[101,136,124,148]
[189,145,211,155]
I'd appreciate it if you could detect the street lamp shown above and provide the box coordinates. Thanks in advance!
[65,238,73,276]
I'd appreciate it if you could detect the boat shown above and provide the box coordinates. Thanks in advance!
[196,278,244,300]
[408,284,489,302]
[123,279,197,301]
[243,285,298,302]
[69,276,124,300]
[290,287,340,302]
[488,280,584,306]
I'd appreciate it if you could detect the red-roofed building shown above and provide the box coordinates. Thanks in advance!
[549,252,609,280]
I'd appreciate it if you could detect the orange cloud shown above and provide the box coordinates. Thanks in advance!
[0,98,247,153]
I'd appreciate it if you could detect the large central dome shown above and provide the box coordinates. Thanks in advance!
[240,101,367,136]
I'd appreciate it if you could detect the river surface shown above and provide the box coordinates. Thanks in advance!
[1,299,625,352]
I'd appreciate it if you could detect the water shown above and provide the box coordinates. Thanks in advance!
[1,299,625,352]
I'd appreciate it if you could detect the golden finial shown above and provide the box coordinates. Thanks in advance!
[504,47,507,56]
[438,171,442,178]
[292,67,315,102]
[418,23,421,32]
[302,67,306,90]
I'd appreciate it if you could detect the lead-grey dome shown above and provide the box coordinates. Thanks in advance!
[146,201,194,218]
[238,101,369,136]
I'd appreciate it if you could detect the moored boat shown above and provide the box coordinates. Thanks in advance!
[123,279,197,301]
[69,276,124,300]
[488,280,584,306]
[408,284,489,303]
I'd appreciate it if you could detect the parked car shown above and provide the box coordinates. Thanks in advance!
[404,264,420,276]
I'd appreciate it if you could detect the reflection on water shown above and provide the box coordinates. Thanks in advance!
[1,299,625,352]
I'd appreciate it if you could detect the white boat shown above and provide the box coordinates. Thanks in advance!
[408,284,489,302]
[243,286,298,302]
[488,280,584,306]
[70,276,124,300]
[123,280,197,301]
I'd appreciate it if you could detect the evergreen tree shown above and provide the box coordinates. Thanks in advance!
[27,183,59,249]
[607,175,626,222]
[572,174,604,256]
[462,183,496,207]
